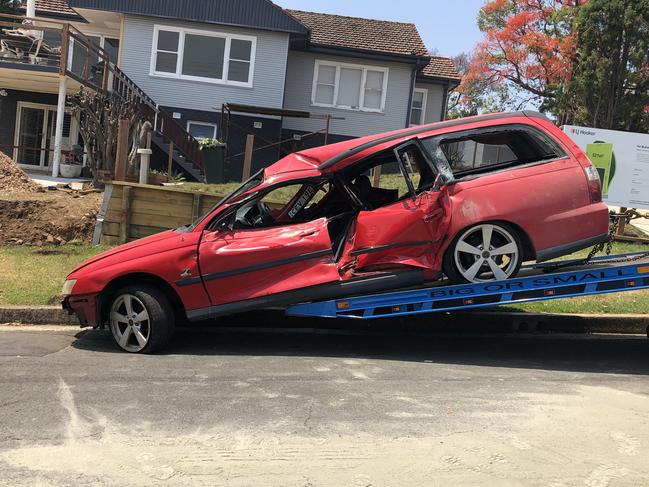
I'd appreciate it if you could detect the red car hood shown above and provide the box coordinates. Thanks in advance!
[70,230,180,274]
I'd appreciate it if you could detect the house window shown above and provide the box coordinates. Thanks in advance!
[187,121,217,140]
[410,88,427,126]
[151,25,256,87]
[311,60,389,112]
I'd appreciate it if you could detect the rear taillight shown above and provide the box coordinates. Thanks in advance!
[584,165,602,203]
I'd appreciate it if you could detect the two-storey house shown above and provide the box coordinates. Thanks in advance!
[0,0,460,181]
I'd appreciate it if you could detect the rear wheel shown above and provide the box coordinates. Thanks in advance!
[444,223,523,284]
[108,286,175,353]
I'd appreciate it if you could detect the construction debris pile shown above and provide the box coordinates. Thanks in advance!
[0,152,43,194]
[0,154,102,245]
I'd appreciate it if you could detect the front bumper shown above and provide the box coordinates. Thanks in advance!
[62,293,100,328]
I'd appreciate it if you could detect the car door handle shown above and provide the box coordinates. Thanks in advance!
[299,230,318,238]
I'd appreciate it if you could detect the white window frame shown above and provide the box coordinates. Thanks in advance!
[311,60,389,113]
[13,102,79,170]
[186,120,218,140]
[150,24,257,88]
[410,88,428,126]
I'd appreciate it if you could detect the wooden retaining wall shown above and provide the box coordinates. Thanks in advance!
[100,182,224,245]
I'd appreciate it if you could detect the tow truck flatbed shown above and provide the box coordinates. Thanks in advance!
[286,253,649,319]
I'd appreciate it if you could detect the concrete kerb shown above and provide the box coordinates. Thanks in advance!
[0,306,647,336]
[0,306,78,326]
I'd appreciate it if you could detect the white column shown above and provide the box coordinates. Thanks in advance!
[51,76,67,178]
[26,0,36,19]
[138,149,152,184]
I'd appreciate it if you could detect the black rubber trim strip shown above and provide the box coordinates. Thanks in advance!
[176,250,333,287]
[349,239,439,257]
[175,276,202,287]
[185,269,425,321]
[536,233,609,263]
[317,111,548,171]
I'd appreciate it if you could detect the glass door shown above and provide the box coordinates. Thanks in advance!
[17,107,46,168]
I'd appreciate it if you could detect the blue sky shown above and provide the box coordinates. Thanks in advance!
[278,0,486,58]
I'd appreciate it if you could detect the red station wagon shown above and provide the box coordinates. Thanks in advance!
[63,111,609,353]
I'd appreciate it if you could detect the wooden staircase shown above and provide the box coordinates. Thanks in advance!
[151,132,205,182]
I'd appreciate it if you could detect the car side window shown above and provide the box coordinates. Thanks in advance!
[219,179,354,231]
[422,125,565,177]
[345,141,447,210]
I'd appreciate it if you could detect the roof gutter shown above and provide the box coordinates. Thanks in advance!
[405,57,429,127]
[417,75,461,87]
[439,84,450,121]
[303,44,429,66]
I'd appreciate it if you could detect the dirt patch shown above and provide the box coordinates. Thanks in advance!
[0,153,43,194]
[0,191,102,245]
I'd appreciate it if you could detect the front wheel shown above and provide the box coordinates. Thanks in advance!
[444,223,523,284]
[108,286,175,353]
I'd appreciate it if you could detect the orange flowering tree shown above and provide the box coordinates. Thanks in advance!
[457,0,585,120]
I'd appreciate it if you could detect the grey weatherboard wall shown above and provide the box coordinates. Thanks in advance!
[67,0,309,34]
[282,51,415,138]
[415,82,446,124]
[119,15,291,112]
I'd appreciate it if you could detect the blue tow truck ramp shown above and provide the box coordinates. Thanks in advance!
[286,253,649,319]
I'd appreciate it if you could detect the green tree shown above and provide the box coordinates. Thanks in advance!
[446,52,513,120]
[563,0,649,131]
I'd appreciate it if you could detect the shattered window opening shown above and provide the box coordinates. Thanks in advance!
[422,124,566,177]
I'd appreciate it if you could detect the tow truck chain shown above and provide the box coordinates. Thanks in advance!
[581,213,620,265]
[543,209,649,272]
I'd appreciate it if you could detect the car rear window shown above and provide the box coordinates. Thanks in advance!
[423,125,565,176]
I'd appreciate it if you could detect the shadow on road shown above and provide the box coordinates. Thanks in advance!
[71,315,649,375]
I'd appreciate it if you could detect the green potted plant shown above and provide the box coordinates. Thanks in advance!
[199,138,227,183]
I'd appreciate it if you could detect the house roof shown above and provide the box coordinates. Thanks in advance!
[420,56,462,82]
[286,9,460,83]
[66,0,310,34]
[286,9,429,58]
[19,0,81,18]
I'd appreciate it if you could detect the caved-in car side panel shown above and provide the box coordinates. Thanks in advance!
[198,218,341,306]
[442,156,607,257]
[338,191,450,277]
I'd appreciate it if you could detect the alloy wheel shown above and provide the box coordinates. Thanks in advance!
[109,293,151,352]
[453,224,520,283]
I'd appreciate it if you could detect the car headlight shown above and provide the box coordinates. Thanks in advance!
[62,279,77,297]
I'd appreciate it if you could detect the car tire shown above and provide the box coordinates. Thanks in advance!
[108,285,175,354]
[443,223,523,284]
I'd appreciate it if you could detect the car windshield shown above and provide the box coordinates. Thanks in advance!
[178,170,265,231]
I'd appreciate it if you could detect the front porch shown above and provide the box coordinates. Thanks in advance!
[0,69,84,177]
[0,13,106,178]
[26,171,91,188]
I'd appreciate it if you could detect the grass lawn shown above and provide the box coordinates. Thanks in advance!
[503,241,649,314]
[0,244,110,306]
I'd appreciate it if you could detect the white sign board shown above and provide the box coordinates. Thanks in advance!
[563,125,649,209]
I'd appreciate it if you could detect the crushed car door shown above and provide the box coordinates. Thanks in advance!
[338,139,452,276]
[198,184,341,307]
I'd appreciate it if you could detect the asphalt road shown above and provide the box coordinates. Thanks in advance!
[1,323,649,486]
